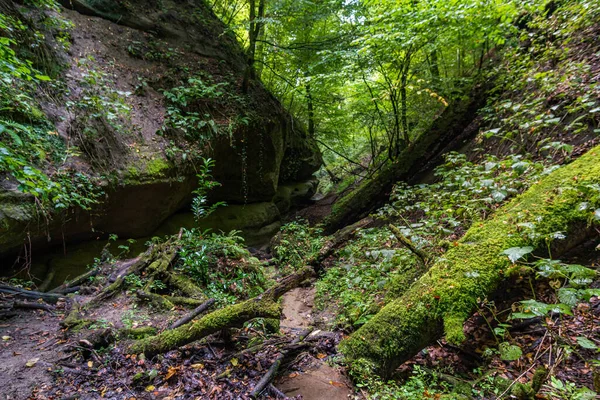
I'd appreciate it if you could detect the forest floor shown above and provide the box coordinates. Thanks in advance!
[0,254,354,399]
[1,231,599,399]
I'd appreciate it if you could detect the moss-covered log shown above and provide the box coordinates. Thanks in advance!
[340,145,600,377]
[323,82,489,234]
[128,267,314,356]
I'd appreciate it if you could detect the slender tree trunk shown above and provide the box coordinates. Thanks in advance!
[400,50,412,146]
[306,81,315,137]
[429,49,440,89]
[242,0,265,92]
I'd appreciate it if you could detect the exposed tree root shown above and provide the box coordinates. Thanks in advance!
[90,240,203,305]
[128,267,315,357]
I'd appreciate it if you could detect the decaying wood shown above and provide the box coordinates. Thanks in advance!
[0,284,65,304]
[135,290,175,310]
[267,384,287,399]
[250,327,314,399]
[388,224,430,266]
[92,242,181,304]
[49,268,99,294]
[38,265,56,292]
[128,267,315,357]
[169,298,216,329]
[61,299,93,329]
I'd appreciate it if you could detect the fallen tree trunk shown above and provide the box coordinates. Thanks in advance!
[322,81,490,234]
[340,145,600,378]
[129,267,314,357]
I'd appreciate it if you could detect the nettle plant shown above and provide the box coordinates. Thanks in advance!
[379,152,557,243]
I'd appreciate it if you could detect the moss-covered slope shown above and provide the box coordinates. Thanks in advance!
[340,144,600,377]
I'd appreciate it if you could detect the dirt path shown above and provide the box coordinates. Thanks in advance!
[287,193,339,225]
[0,311,64,399]
[276,287,355,400]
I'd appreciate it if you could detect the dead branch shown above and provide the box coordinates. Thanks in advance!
[169,298,216,329]
[0,284,64,304]
[250,327,314,399]
[129,267,314,357]
[388,224,430,266]
[49,268,99,294]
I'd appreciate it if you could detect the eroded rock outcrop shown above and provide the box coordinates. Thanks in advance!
[0,0,321,260]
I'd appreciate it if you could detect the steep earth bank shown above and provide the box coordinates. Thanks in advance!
[0,0,321,266]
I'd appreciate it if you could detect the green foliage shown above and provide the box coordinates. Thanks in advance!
[315,227,418,328]
[544,376,597,400]
[191,158,226,221]
[480,0,600,154]
[0,14,102,216]
[177,229,267,305]
[66,56,132,133]
[162,75,248,142]
[379,152,554,244]
[273,219,324,272]
[510,258,600,320]
[349,362,450,400]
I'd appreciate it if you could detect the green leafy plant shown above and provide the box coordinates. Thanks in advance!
[162,76,229,141]
[191,158,226,221]
[177,229,267,304]
[379,152,556,245]
[273,219,324,272]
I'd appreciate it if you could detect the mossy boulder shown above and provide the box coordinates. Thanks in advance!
[340,144,600,377]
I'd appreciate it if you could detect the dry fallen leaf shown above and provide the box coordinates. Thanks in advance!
[88,361,93,368]
[26,357,39,368]
[329,381,345,387]
[316,353,327,359]
[165,366,179,380]
[191,363,204,370]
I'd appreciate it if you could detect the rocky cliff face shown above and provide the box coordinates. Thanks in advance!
[0,0,321,259]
